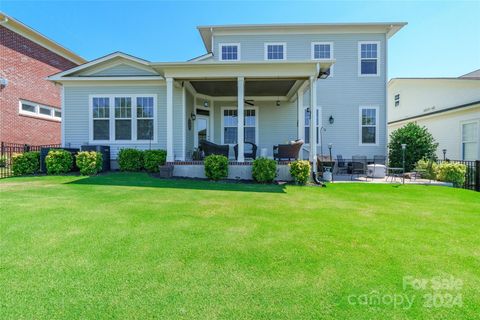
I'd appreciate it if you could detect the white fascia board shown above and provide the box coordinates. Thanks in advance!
[48,52,152,80]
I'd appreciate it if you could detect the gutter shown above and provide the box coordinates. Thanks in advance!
[388,100,480,125]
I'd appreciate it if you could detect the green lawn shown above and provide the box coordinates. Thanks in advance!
[1,173,479,319]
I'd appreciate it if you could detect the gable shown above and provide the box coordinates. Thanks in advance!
[88,63,158,76]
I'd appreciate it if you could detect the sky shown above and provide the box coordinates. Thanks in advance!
[1,0,479,79]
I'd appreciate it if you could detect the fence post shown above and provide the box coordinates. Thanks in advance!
[1,142,3,156]
[476,160,480,192]
[24,144,30,152]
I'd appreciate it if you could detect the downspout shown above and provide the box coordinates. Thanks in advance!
[312,62,326,186]
[210,28,214,57]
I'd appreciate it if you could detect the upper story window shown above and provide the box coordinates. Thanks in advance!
[90,95,156,143]
[219,43,240,61]
[265,43,286,60]
[311,42,333,60]
[18,100,61,121]
[394,94,400,107]
[358,41,380,76]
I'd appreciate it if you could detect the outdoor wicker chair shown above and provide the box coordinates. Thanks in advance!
[234,142,257,160]
[199,140,229,158]
[273,139,304,161]
[351,155,367,180]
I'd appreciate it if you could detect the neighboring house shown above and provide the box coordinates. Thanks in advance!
[0,12,85,145]
[388,70,480,161]
[49,22,406,172]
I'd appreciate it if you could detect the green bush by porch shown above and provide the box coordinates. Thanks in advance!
[204,154,228,180]
[252,157,277,183]
[11,151,40,176]
[45,149,73,175]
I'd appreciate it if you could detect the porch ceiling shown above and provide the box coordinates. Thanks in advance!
[190,79,297,97]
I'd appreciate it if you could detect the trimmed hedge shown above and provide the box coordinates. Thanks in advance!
[204,154,228,180]
[11,152,40,176]
[118,149,144,171]
[45,149,73,174]
[289,160,310,185]
[76,151,103,175]
[252,158,277,183]
[144,150,167,172]
[436,162,467,187]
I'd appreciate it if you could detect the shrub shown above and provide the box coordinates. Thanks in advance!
[45,149,73,174]
[415,159,437,180]
[436,162,467,187]
[118,148,144,171]
[11,152,40,176]
[0,155,7,167]
[204,154,228,180]
[388,123,438,172]
[76,151,103,175]
[144,150,167,172]
[289,160,311,185]
[252,158,277,183]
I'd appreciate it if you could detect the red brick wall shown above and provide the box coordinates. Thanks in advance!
[0,25,78,145]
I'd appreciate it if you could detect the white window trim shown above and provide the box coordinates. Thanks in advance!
[394,93,400,107]
[220,106,259,146]
[358,41,381,77]
[219,43,241,61]
[359,105,380,146]
[264,42,287,61]
[88,94,157,144]
[461,120,480,161]
[311,42,334,60]
[18,100,61,121]
[303,106,322,146]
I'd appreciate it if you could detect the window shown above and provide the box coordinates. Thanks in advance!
[394,94,400,107]
[90,95,156,143]
[219,43,240,61]
[359,42,380,76]
[136,97,154,140]
[265,43,286,60]
[304,107,321,144]
[462,122,479,161]
[359,106,378,145]
[39,107,52,116]
[312,42,333,60]
[19,100,61,121]
[114,97,132,140]
[222,108,257,145]
[54,110,62,118]
[92,97,110,141]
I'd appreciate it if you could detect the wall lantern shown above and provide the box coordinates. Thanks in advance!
[276,100,280,107]
[190,112,196,121]
[203,100,209,108]
[329,115,334,124]
[442,149,447,161]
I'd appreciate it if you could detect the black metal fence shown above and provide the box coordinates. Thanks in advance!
[0,142,61,179]
[437,160,479,192]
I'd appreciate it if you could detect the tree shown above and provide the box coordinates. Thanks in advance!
[388,123,438,172]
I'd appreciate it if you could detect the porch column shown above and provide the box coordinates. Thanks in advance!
[309,76,317,165]
[237,77,245,162]
[297,90,304,160]
[166,77,174,162]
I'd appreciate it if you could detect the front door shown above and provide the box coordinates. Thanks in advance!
[195,115,209,147]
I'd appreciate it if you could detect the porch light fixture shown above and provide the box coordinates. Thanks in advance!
[328,115,334,124]
[203,100,209,108]
[442,149,447,161]
[190,112,196,121]
[318,68,330,79]
[276,100,280,107]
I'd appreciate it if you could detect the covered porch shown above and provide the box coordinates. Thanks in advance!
[150,60,334,165]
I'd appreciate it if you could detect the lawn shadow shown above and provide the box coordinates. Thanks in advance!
[67,172,287,194]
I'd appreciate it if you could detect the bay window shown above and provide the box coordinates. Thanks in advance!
[92,97,110,141]
[114,97,132,140]
[137,97,154,140]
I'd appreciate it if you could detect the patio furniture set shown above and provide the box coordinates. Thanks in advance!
[198,139,304,161]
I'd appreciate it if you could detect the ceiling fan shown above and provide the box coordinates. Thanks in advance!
[244,99,254,106]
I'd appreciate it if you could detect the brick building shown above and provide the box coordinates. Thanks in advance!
[0,12,85,145]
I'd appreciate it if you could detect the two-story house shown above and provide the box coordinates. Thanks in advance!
[49,22,406,177]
